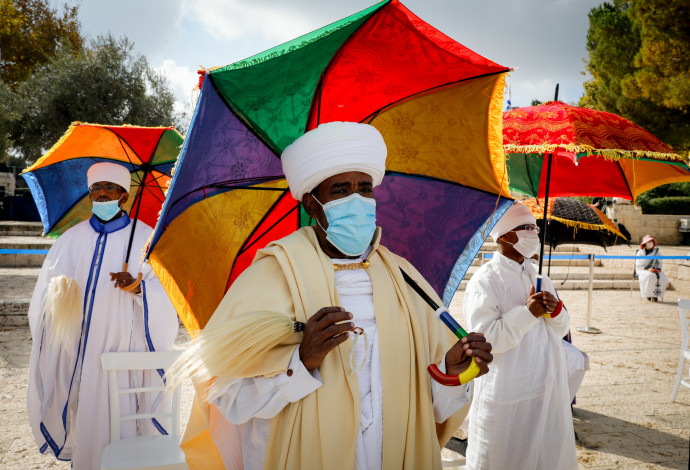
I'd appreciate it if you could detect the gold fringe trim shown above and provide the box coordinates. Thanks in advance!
[503,144,680,162]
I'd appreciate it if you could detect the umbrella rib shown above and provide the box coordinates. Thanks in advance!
[304,1,392,131]
[238,197,299,257]
[616,160,634,200]
[207,73,283,159]
[385,170,510,199]
[163,180,287,215]
[227,193,299,288]
[361,70,510,124]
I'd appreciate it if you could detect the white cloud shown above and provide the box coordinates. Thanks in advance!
[181,0,317,44]
[154,60,199,130]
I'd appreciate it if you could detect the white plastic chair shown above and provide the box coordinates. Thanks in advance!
[671,299,690,401]
[100,350,187,470]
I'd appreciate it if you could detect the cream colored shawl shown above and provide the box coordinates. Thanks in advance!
[180,227,468,469]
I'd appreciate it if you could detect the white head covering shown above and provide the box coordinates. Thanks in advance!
[281,121,387,201]
[87,162,131,193]
[490,203,537,241]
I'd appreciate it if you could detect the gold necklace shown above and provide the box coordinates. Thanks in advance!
[333,260,370,271]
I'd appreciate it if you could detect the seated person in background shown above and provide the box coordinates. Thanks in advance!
[635,234,668,301]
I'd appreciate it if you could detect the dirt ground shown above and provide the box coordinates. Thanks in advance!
[2,288,689,469]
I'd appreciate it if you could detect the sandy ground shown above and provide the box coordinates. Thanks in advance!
[2,288,689,469]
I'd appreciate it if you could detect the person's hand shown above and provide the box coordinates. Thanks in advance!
[526,285,547,317]
[445,333,492,378]
[650,268,660,274]
[526,286,559,317]
[299,307,353,371]
[110,272,141,294]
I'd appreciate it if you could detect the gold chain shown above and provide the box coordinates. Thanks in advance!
[333,260,371,271]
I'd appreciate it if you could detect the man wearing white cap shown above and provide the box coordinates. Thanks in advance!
[179,122,493,470]
[463,202,577,469]
[26,162,178,469]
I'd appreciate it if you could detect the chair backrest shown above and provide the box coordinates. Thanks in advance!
[101,350,184,444]
[678,299,690,352]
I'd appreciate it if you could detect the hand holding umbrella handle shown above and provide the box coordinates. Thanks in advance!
[119,263,143,292]
[430,309,481,386]
[428,359,481,386]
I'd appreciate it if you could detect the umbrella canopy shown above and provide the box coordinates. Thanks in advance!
[504,101,690,201]
[522,197,628,249]
[145,0,513,332]
[22,122,184,239]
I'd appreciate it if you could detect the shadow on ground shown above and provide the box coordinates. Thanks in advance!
[573,408,690,468]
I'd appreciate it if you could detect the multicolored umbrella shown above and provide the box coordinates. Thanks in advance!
[21,122,184,282]
[522,197,628,249]
[503,100,690,274]
[504,101,690,201]
[144,0,513,332]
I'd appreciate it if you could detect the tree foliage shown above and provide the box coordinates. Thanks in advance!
[580,1,690,155]
[0,0,83,89]
[9,36,180,164]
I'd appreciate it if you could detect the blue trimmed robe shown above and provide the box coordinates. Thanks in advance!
[26,214,178,469]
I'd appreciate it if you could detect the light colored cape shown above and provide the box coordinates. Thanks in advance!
[181,227,469,469]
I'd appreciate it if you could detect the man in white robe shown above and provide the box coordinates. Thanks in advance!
[463,203,577,470]
[179,121,494,470]
[635,234,668,301]
[26,162,179,469]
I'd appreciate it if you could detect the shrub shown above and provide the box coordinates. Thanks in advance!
[638,197,690,215]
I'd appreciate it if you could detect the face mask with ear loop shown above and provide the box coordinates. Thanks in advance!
[91,194,124,221]
[506,230,541,259]
[311,193,377,256]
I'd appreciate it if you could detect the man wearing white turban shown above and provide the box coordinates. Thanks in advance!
[463,202,578,469]
[179,121,494,470]
[26,162,178,469]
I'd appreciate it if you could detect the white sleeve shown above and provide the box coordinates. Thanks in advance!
[464,276,539,354]
[431,354,472,423]
[211,347,323,424]
[635,250,647,271]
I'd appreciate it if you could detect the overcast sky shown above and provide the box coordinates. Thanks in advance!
[76,0,604,120]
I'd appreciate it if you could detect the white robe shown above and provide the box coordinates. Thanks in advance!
[26,214,179,470]
[635,247,668,299]
[463,252,577,470]
[209,250,472,470]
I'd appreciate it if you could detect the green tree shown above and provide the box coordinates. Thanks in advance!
[580,1,690,155]
[0,81,20,163]
[9,35,181,164]
[0,0,83,89]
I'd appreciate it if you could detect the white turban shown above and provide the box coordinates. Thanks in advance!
[87,162,131,193]
[490,203,537,241]
[281,121,387,201]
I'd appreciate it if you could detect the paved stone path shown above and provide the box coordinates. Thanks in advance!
[2,289,689,468]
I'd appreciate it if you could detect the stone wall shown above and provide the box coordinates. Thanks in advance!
[611,202,689,246]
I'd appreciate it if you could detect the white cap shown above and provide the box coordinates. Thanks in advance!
[87,162,131,193]
[281,121,387,201]
[489,203,536,241]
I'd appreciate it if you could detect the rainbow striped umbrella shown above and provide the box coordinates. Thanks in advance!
[145,0,513,331]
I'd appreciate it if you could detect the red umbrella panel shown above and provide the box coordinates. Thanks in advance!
[504,101,690,201]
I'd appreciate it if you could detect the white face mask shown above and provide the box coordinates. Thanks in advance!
[509,230,541,259]
[645,242,654,250]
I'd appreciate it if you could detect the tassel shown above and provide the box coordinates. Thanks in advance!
[43,276,82,350]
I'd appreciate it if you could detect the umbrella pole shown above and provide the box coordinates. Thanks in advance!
[548,244,552,277]
[120,165,149,292]
[577,253,601,334]
[537,152,553,289]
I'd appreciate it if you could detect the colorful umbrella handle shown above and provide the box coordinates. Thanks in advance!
[431,309,481,386]
[119,263,143,292]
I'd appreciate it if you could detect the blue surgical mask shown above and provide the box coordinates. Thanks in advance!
[313,193,377,256]
[92,197,122,221]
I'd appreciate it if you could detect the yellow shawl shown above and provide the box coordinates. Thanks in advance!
[181,227,469,469]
